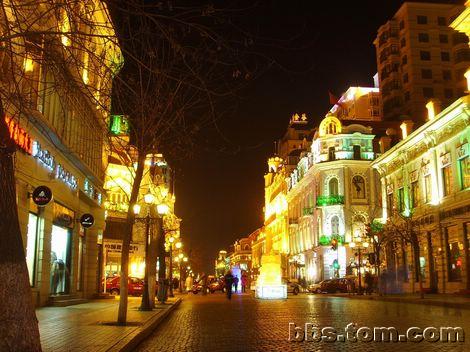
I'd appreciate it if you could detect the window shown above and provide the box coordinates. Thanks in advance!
[459,156,470,189]
[399,20,405,30]
[26,213,39,286]
[331,216,339,235]
[442,70,452,80]
[352,175,366,199]
[404,91,410,101]
[420,51,431,61]
[387,192,394,214]
[437,16,446,26]
[417,15,427,24]
[401,73,408,84]
[446,239,462,282]
[424,174,432,203]
[421,69,432,79]
[329,178,339,197]
[402,55,407,65]
[423,87,434,98]
[444,88,453,99]
[400,38,406,47]
[397,188,405,213]
[353,145,361,160]
[439,34,448,44]
[418,33,429,42]
[328,146,336,161]
[442,165,452,196]
[441,51,450,61]
[411,181,419,208]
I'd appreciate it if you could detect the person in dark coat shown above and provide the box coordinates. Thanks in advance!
[224,271,234,300]
[233,275,239,293]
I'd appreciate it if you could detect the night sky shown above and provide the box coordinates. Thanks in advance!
[173,0,462,273]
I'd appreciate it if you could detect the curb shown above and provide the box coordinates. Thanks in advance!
[106,297,182,352]
[338,294,470,310]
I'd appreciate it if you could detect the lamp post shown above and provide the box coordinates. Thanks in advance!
[138,190,155,311]
[348,233,370,295]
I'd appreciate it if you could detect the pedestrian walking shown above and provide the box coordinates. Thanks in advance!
[233,275,239,293]
[241,274,247,293]
[224,271,234,300]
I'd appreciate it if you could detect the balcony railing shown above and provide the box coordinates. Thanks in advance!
[303,207,314,216]
[316,195,344,206]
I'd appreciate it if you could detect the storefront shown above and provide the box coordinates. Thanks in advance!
[9,114,105,306]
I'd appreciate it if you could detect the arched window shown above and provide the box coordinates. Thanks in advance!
[244,244,250,251]
[329,178,339,196]
[331,216,339,235]
[327,122,337,134]
[352,175,366,199]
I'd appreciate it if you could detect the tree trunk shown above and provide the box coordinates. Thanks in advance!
[117,152,146,325]
[0,107,42,351]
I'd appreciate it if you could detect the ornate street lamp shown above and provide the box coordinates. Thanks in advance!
[348,233,370,295]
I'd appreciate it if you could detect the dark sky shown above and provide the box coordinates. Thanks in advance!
[173,0,462,273]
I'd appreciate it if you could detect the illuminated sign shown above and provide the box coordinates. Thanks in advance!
[84,178,102,205]
[32,141,78,190]
[4,115,33,154]
[109,115,129,136]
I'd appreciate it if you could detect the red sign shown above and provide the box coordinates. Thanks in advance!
[4,115,33,154]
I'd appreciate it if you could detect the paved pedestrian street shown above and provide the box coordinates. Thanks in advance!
[136,293,469,352]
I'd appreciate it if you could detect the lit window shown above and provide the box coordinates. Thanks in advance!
[424,174,432,203]
[397,188,405,213]
[59,12,71,46]
[331,216,339,235]
[442,165,452,196]
[459,156,470,190]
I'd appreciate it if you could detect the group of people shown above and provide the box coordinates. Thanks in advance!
[223,270,248,300]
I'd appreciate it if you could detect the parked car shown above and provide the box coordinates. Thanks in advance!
[282,279,301,295]
[320,278,351,293]
[191,280,210,294]
[208,278,226,293]
[104,276,145,296]
[308,280,328,294]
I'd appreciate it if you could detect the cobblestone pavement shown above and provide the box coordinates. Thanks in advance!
[136,292,469,352]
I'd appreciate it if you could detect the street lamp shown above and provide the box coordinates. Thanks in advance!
[138,191,156,311]
[348,232,370,295]
[167,236,182,298]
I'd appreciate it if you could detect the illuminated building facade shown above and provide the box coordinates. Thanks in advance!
[103,139,178,283]
[215,250,229,278]
[372,0,470,295]
[287,113,380,283]
[3,2,122,306]
[372,95,470,294]
[375,2,468,124]
[330,86,381,121]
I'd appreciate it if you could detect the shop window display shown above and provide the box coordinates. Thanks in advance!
[50,225,71,295]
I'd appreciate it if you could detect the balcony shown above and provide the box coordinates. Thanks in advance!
[316,195,344,206]
[303,207,314,216]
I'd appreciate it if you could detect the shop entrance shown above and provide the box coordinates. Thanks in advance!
[50,225,71,295]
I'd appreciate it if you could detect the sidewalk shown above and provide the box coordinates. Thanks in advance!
[332,292,470,309]
[37,296,182,352]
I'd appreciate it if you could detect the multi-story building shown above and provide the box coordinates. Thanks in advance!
[371,3,470,294]
[103,142,178,283]
[3,2,122,306]
[330,86,381,121]
[259,114,315,279]
[375,2,469,124]
[287,113,381,283]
